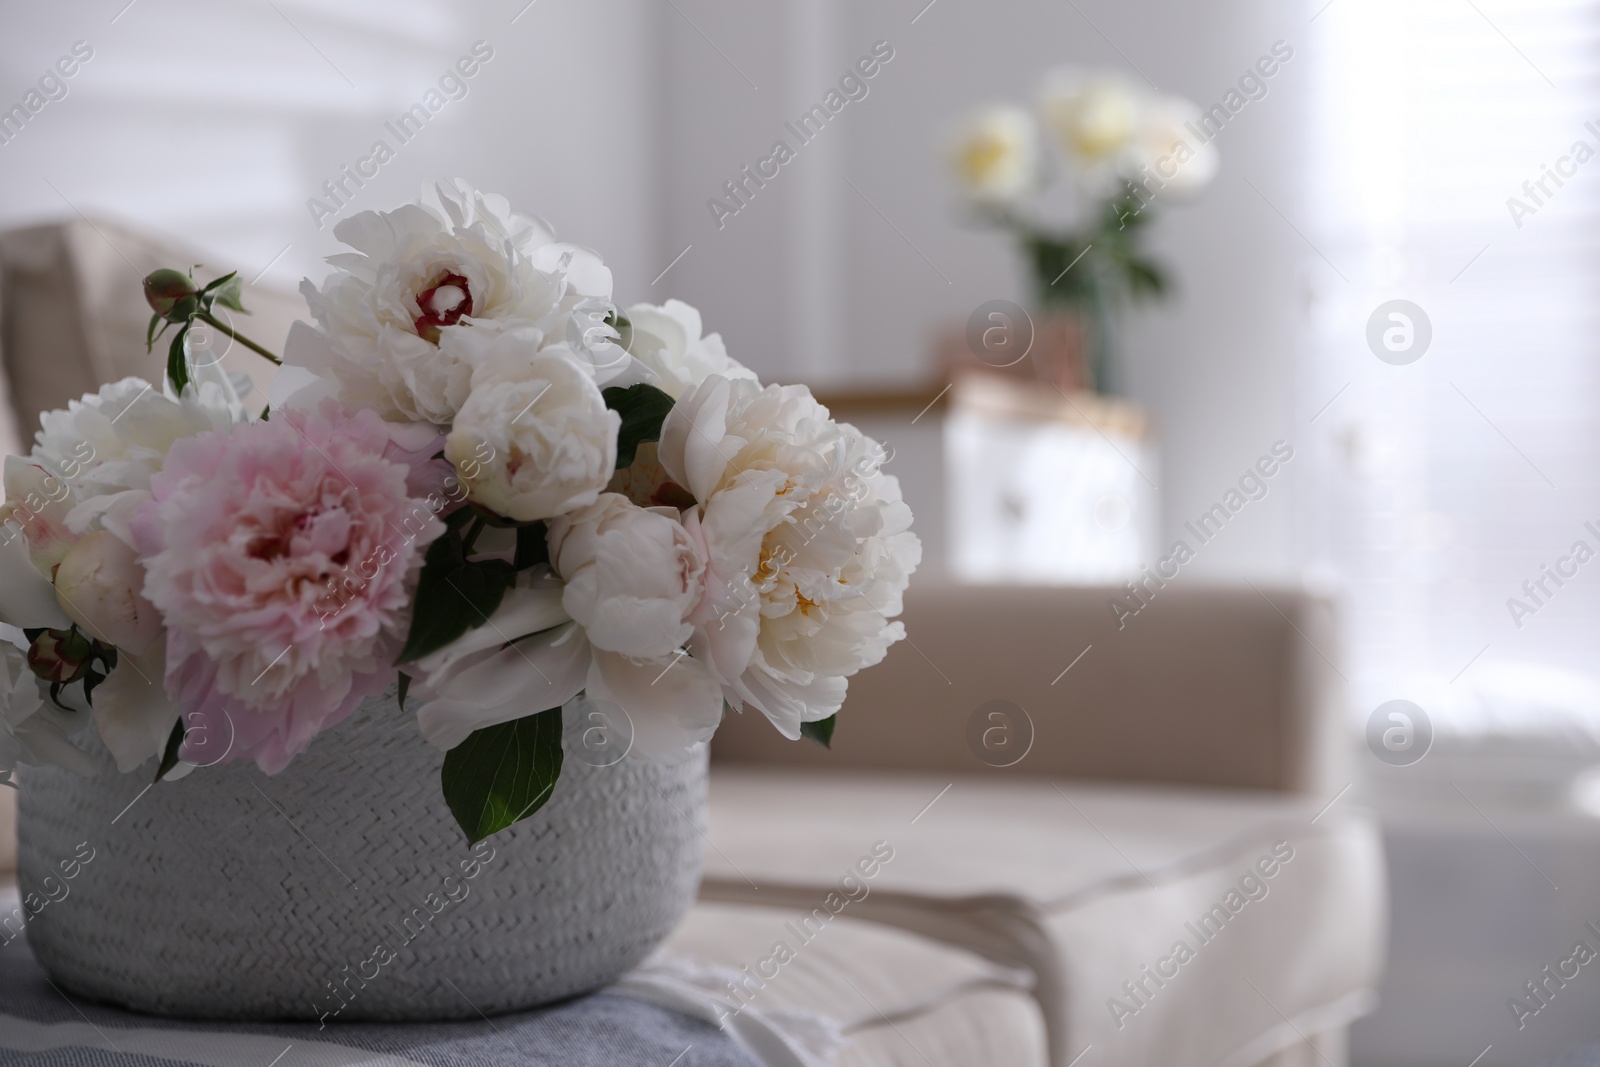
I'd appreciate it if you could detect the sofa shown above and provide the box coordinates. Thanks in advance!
[0,219,1386,1067]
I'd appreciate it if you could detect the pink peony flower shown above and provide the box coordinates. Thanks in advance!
[131,402,446,773]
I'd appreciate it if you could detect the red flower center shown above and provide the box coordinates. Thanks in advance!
[414,271,474,344]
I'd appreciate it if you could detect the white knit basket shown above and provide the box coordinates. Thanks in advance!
[14,692,706,1020]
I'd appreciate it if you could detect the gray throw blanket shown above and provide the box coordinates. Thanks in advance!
[0,935,759,1067]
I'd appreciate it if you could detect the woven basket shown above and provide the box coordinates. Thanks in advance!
[14,692,707,1021]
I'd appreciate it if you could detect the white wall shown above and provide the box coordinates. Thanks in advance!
[659,0,1314,579]
[0,0,663,298]
[0,0,1311,580]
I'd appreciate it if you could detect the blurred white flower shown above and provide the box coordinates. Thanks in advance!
[1135,95,1219,194]
[949,105,1040,205]
[444,334,618,523]
[624,300,756,400]
[1038,68,1146,180]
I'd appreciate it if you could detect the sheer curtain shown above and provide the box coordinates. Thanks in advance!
[1305,0,1600,716]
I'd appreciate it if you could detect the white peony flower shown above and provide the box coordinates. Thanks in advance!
[52,530,162,655]
[950,105,1040,205]
[582,645,723,764]
[90,636,177,774]
[0,372,244,770]
[0,637,94,783]
[623,300,756,400]
[413,571,590,750]
[290,179,616,425]
[547,493,704,660]
[606,441,697,511]
[0,373,242,627]
[657,376,921,738]
[1038,68,1147,184]
[0,531,68,630]
[412,567,723,761]
[443,335,619,522]
[1134,95,1219,195]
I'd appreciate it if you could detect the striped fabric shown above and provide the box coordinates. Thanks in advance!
[0,934,758,1067]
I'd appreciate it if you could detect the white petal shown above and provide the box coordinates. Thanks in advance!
[413,572,570,679]
[92,639,178,773]
[272,323,345,411]
[659,376,736,502]
[0,527,69,629]
[588,648,723,762]
[415,622,590,750]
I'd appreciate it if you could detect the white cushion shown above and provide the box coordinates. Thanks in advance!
[701,769,1385,1067]
[1366,660,1600,805]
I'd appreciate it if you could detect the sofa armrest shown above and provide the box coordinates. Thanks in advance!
[0,219,302,440]
[710,581,1345,796]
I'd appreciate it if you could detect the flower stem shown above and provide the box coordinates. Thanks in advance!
[196,312,282,365]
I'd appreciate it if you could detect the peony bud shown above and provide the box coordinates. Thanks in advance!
[143,269,199,322]
[27,627,93,684]
[53,530,162,654]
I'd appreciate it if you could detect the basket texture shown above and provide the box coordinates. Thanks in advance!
[14,692,707,1021]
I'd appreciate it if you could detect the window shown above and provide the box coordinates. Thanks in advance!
[1306,0,1600,713]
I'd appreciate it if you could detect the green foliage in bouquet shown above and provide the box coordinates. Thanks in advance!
[1017,183,1169,392]
[395,380,678,843]
[143,267,280,393]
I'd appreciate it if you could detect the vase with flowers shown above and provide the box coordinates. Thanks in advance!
[0,180,919,1019]
[949,67,1218,394]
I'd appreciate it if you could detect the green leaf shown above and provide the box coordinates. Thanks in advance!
[145,312,164,353]
[603,383,676,469]
[166,322,192,395]
[396,525,518,664]
[1125,259,1167,299]
[442,707,564,844]
[155,719,186,783]
[259,404,271,422]
[81,668,105,707]
[514,522,549,571]
[800,714,837,749]
[397,671,411,712]
[205,272,247,313]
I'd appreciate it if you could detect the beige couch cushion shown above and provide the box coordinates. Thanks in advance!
[0,218,301,439]
[711,581,1345,796]
[700,768,1385,1067]
[664,901,1047,1067]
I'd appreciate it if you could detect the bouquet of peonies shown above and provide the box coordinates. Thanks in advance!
[948,67,1218,392]
[0,181,919,842]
